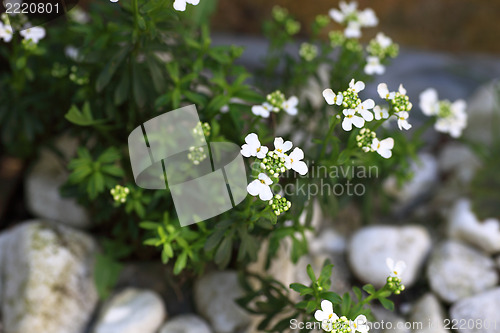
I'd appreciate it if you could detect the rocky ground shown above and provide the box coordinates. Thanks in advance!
[0,44,499,332]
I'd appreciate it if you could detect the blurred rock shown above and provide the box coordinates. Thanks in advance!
[309,228,346,254]
[383,153,438,206]
[194,271,251,333]
[159,314,212,333]
[449,288,500,333]
[348,225,431,288]
[25,136,90,228]
[427,241,498,303]
[409,293,447,333]
[93,288,166,333]
[437,143,481,184]
[464,81,498,146]
[447,199,500,254]
[371,306,411,333]
[0,221,97,333]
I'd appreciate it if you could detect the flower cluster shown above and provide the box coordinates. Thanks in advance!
[110,185,130,203]
[0,14,45,45]
[193,121,211,141]
[386,258,406,294]
[323,79,375,131]
[299,42,319,62]
[315,300,369,333]
[272,6,301,35]
[187,146,207,165]
[377,83,413,130]
[364,33,399,76]
[419,88,467,138]
[356,128,394,159]
[252,91,298,117]
[329,1,378,39]
[173,0,200,12]
[241,133,308,215]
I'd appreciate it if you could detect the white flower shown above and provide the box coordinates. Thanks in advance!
[0,21,13,43]
[376,32,393,48]
[398,84,407,95]
[110,0,119,2]
[345,21,362,39]
[323,88,343,106]
[314,300,338,331]
[329,2,377,38]
[20,26,46,44]
[364,56,385,75]
[349,78,365,93]
[373,105,389,120]
[68,7,91,24]
[386,257,406,278]
[435,100,467,138]
[358,8,378,27]
[377,83,395,100]
[285,147,308,175]
[282,96,298,116]
[397,111,412,130]
[241,133,269,159]
[329,1,357,23]
[251,102,273,118]
[173,0,200,11]
[371,137,394,159]
[342,109,364,131]
[220,105,229,113]
[419,88,439,116]
[273,137,293,157]
[351,315,370,333]
[356,99,375,121]
[65,46,81,61]
[247,173,273,201]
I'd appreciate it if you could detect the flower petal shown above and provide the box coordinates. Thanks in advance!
[259,184,273,201]
[323,89,336,105]
[351,115,365,128]
[342,118,353,131]
[292,161,308,175]
[246,180,261,196]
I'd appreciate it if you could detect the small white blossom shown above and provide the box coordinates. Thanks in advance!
[0,21,13,42]
[386,257,406,278]
[436,100,467,138]
[282,96,298,116]
[398,84,407,95]
[273,137,293,157]
[419,88,439,116]
[241,133,269,159]
[342,109,364,131]
[251,102,273,118]
[364,56,385,75]
[371,137,394,159]
[356,99,375,121]
[314,300,338,331]
[376,32,393,48]
[397,111,412,130]
[377,83,395,100]
[20,26,45,44]
[329,1,377,38]
[247,173,273,201]
[373,105,389,120]
[285,147,308,175]
[351,315,370,333]
[173,0,200,11]
[110,0,119,2]
[323,88,344,106]
[349,78,365,93]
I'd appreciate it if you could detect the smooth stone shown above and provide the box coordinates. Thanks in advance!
[348,225,432,288]
[438,143,481,184]
[93,288,166,333]
[427,241,498,303]
[0,221,98,333]
[194,271,251,333]
[159,314,212,333]
[371,306,411,333]
[449,288,500,333]
[25,136,90,228]
[447,199,500,254]
[409,293,447,333]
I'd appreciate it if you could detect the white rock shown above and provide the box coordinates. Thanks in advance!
[159,314,212,333]
[371,306,411,333]
[450,288,500,333]
[93,288,166,333]
[25,136,90,228]
[447,199,500,254]
[0,221,98,333]
[348,225,432,288]
[194,271,252,333]
[438,143,481,184]
[409,293,447,333]
[309,228,346,254]
[427,241,498,303]
[384,153,438,204]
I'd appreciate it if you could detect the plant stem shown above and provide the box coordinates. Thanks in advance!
[318,116,338,160]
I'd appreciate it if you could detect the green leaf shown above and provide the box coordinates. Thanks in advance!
[140,221,159,230]
[65,103,106,126]
[306,264,316,282]
[146,58,166,93]
[362,284,376,295]
[353,286,362,301]
[341,293,352,315]
[114,68,130,105]
[96,46,130,92]
[289,283,309,293]
[173,251,187,275]
[214,236,233,268]
[320,291,342,305]
[378,297,394,311]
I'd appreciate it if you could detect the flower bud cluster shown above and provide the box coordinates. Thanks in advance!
[193,122,211,142]
[356,128,376,152]
[329,31,345,47]
[260,151,287,178]
[268,194,291,216]
[299,43,318,62]
[341,89,361,109]
[267,90,286,110]
[391,92,412,113]
[187,146,207,165]
[110,185,130,203]
[368,39,398,59]
[386,276,405,295]
[332,316,353,333]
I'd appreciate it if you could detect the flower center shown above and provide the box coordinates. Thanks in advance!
[260,179,266,184]
[394,270,398,275]
[277,149,282,153]
[347,115,353,118]
[256,147,261,152]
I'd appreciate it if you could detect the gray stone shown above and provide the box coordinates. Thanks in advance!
[427,241,498,303]
[447,199,500,254]
[449,288,500,333]
[0,221,98,333]
[159,314,212,333]
[25,136,90,228]
[93,288,166,333]
[409,293,447,333]
[348,225,432,288]
[371,306,411,333]
[437,143,481,184]
[194,271,252,333]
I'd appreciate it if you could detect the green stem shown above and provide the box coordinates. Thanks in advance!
[318,116,339,160]
[359,286,389,307]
